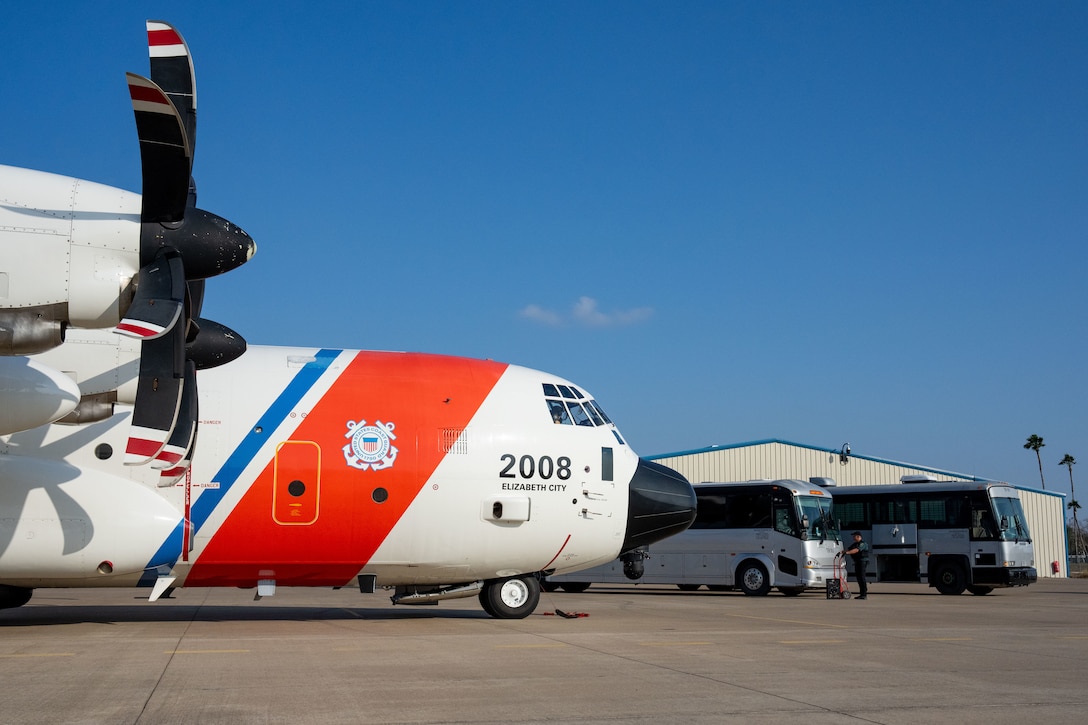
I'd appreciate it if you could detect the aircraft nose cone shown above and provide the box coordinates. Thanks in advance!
[621,459,696,552]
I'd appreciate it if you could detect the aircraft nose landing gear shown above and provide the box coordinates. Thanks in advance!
[479,575,540,619]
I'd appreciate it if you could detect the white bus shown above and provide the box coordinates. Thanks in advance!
[831,479,1038,595]
[545,479,841,596]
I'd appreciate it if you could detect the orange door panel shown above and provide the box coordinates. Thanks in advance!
[273,440,321,525]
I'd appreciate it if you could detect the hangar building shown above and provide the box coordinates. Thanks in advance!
[648,439,1068,578]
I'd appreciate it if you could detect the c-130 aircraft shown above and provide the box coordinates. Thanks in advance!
[0,21,695,618]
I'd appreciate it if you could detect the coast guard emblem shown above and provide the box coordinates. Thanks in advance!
[343,419,398,471]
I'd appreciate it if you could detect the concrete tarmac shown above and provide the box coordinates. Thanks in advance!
[2,578,1086,724]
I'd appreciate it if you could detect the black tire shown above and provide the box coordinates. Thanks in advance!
[933,563,967,595]
[540,580,559,592]
[778,587,804,597]
[0,585,32,610]
[967,585,993,596]
[737,561,772,596]
[676,584,702,592]
[559,582,590,593]
[479,576,541,619]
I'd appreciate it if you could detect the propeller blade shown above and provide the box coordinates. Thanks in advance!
[158,426,197,488]
[152,360,197,471]
[123,313,185,465]
[146,20,196,161]
[126,72,190,225]
[188,279,206,321]
[116,247,185,339]
[119,20,253,475]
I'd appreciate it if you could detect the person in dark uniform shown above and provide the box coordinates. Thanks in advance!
[843,531,870,599]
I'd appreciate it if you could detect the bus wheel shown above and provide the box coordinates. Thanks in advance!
[479,575,540,619]
[778,587,804,597]
[933,563,967,595]
[559,582,590,593]
[967,585,993,596]
[677,584,701,592]
[738,561,771,596]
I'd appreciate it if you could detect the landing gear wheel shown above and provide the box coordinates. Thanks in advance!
[738,561,771,596]
[967,585,993,596]
[479,575,541,619]
[540,580,559,592]
[933,563,967,595]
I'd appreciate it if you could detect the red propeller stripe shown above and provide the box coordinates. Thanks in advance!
[154,448,184,466]
[159,463,189,480]
[147,28,183,48]
[128,87,172,109]
[116,321,164,338]
[125,435,167,459]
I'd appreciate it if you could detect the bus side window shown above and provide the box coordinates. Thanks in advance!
[750,493,772,528]
[774,508,795,536]
[971,507,997,540]
[692,493,728,529]
[833,501,867,531]
[772,490,797,536]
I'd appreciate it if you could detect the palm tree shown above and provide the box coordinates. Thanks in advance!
[1024,435,1046,490]
[1061,454,1081,560]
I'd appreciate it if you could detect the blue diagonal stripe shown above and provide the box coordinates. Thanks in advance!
[139,349,340,584]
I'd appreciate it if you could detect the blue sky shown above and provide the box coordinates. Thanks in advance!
[3,2,1085,493]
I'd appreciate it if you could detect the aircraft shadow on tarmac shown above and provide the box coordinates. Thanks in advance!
[0,602,492,626]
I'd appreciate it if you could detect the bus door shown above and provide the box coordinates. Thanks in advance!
[918,494,972,579]
[872,524,919,582]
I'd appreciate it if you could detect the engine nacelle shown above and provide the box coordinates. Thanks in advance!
[0,357,80,434]
[0,455,179,586]
[0,164,140,335]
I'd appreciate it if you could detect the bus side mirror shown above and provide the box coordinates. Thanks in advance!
[1000,515,1009,531]
[802,514,810,530]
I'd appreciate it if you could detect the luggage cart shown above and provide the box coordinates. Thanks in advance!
[826,551,852,599]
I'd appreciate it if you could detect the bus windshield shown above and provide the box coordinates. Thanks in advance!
[991,495,1031,542]
[797,495,840,543]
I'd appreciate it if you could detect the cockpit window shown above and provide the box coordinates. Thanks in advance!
[547,399,570,425]
[567,401,594,426]
[584,402,604,426]
[588,400,612,425]
[542,383,617,433]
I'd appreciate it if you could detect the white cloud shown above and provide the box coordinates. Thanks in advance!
[520,296,654,328]
[519,304,564,327]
